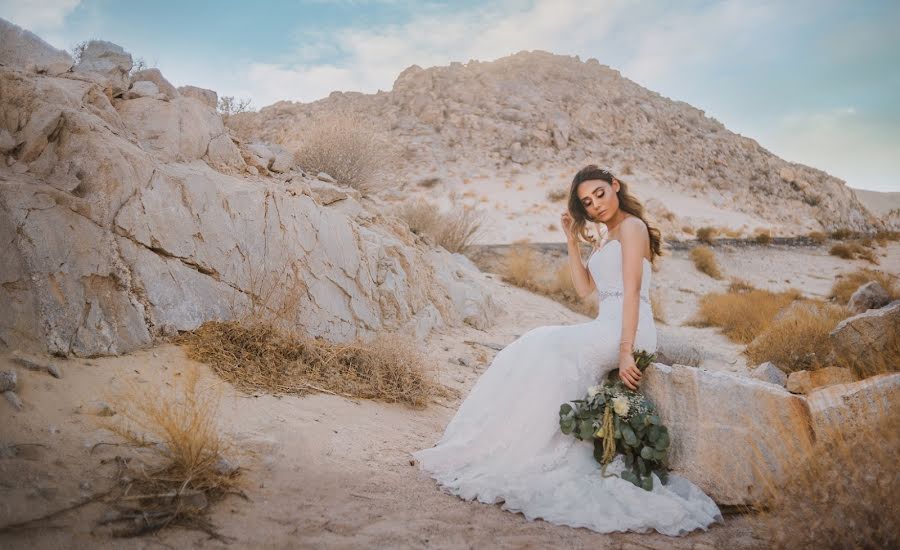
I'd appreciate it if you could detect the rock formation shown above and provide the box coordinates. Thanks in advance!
[0,18,498,357]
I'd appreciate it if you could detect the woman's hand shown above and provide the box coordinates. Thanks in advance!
[560,212,576,243]
[617,352,642,391]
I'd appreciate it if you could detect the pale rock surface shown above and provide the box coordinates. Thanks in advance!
[0,18,73,76]
[123,80,162,100]
[847,281,890,313]
[806,372,900,435]
[177,85,218,109]
[786,367,857,394]
[642,363,814,506]
[130,68,179,100]
[749,361,786,387]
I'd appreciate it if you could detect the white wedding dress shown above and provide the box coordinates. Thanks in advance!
[412,239,723,536]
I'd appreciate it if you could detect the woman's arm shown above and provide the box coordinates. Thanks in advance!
[616,217,650,389]
[560,212,596,298]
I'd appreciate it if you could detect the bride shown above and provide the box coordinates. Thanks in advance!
[411,165,723,536]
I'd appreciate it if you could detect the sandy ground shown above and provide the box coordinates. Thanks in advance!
[1,239,897,549]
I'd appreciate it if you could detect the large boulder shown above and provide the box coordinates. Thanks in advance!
[806,373,900,435]
[642,363,815,506]
[829,300,900,366]
[178,85,218,110]
[130,68,178,100]
[0,18,73,76]
[72,40,132,96]
[847,281,890,314]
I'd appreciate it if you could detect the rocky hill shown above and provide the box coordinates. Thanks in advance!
[232,50,888,236]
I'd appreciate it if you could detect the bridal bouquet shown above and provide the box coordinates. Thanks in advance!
[558,350,670,491]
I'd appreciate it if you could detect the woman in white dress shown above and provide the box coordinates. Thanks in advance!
[411,165,723,536]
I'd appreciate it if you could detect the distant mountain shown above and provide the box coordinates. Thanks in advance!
[232,50,889,233]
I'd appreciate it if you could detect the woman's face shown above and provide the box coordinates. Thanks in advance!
[576,179,619,224]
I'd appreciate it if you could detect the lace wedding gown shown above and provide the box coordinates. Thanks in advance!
[412,240,723,536]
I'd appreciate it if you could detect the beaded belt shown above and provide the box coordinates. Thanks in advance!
[598,289,651,305]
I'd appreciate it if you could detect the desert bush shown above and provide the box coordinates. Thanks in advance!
[394,198,484,254]
[754,230,772,245]
[546,188,567,202]
[830,268,899,304]
[501,247,597,318]
[217,96,253,117]
[695,226,717,244]
[181,321,445,408]
[727,277,756,293]
[807,231,827,244]
[745,301,851,372]
[690,246,723,279]
[829,243,853,259]
[294,113,393,194]
[417,177,441,188]
[502,245,538,290]
[690,288,802,344]
[830,242,879,264]
[829,228,856,240]
[759,411,899,549]
[102,365,240,538]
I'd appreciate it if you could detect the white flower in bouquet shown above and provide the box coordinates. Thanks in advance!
[587,385,602,398]
[612,395,630,416]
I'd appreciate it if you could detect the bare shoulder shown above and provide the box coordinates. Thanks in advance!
[620,216,649,240]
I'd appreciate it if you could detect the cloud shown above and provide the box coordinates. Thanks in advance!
[0,0,80,32]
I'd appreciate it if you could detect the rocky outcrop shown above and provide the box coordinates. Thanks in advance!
[829,301,900,365]
[178,85,218,110]
[643,363,814,506]
[73,40,132,96]
[0,34,499,356]
[232,51,886,233]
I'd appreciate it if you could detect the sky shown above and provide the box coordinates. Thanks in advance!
[2,0,898,192]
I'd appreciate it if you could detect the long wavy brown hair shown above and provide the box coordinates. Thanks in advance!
[567,165,663,264]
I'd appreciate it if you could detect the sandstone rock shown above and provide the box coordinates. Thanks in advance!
[750,361,786,387]
[178,85,217,109]
[117,97,227,162]
[0,128,16,153]
[130,68,178,100]
[643,363,814,506]
[0,18,73,76]
[806,373,900,435]
[847,281,890,314]
[786,367,856,394]
[3,390,23,410]
[269,145,294,173]
[123,80,162,100]
[305,179,360,206]
[317,171,336,183]
[829,300,900,364]
[205,134,245,172]
[73,40,132,95]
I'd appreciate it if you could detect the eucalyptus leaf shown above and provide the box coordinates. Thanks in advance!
[641,476,653,491]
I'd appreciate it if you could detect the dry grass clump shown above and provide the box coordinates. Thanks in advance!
[829,268,900,304]
[180,321,445,408]
[807,230,827,244]
[829,227,857,240]
[829,241,879,263]
[690,246,723,279]
[745,301,851,372]
[754,229,772,245]
[417,177,441,188]
[681,225,695,235]
[294,113,393,194]
[546,188,567,202]
[759,412,899,549]
[394,198,484,254]
[500,246,597,317]
[695,226,717,244]
[101,366,241,539]
[690,286,802,344]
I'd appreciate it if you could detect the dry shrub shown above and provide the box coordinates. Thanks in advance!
[546,188,567,202]
[690,246,723,279]
[394,198,484,254]
[690,287,802,344]
[760,411,899,549]
[807,230,827,244]
[829,227,856,240]
[829,243,853,259]
[695,226,717,244]
[727,277,756,293]
[102,366,240,538]
[417,177,441,188]
[294,113,393,194]
[681,225,695,235]
[875,230,900,242]
[830,268,900,304]
[745,301,851,372]
[501,246,597,317]
[830,241,880,264]
[754,230,772,245]
[180,321,445,408]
